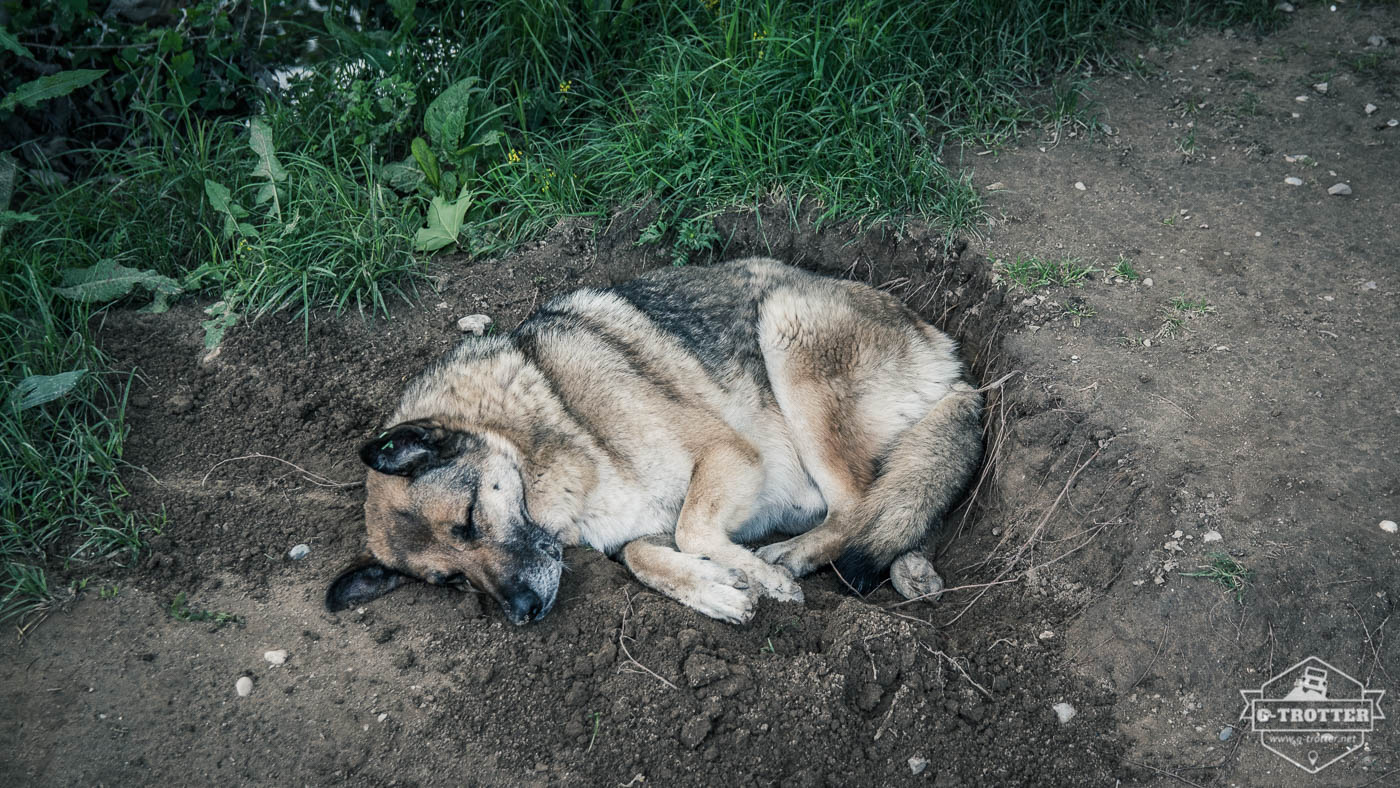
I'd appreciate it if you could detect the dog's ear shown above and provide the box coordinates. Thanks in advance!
[325,554,411,611]
[359,421,462,477]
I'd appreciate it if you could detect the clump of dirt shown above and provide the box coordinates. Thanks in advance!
[3,5,1398,787]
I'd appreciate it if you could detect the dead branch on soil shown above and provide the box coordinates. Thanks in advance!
[1346,601,1393,685]
[615,590,677,691]
[1127,761,1208,788]
[937,447,1101,628]
[924,646,993,699]
[871,683,911,741]
[200,453,362,488]
[1129,623,1169,691]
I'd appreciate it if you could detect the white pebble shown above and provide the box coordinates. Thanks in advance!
[1142,277,1153,287]
[987,182,1006,191]
[1327,183,1352,196]
[1365,104,1378,115]
[378,712,389,723]
[1312,82,1328,94]
[457,314,493,335]
[236,676,253,697]
[287,543,310,560]
[1203,530,1223,543]
[1295,95,1308,104]
[1369,35,1388,48]
[1275,1,1294,11]
[908,757,929,775]
[264,649,289,666]
[1039,630,1056,640]
[1381,520,1398,534]
[1389,119,1399,127]
[1053,702,1078,724]
[1284,176,1303,186]
[1074,181,1086,191]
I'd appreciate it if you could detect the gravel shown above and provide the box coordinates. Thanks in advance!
[1284,176,1303,186]
[457,314,493,335]
[909,756,930,775]
[1381,520,1398,534]
[1052,702,1077,724]
[236,676,253,697]
[1327,183,1352,196]
[287,543,311,560]
[264,649,288,666]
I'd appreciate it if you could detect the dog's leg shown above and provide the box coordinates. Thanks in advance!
[621,535,757,624]
[672,440,805,604]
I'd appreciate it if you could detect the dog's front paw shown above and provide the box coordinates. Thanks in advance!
[682,560,758,625]
[889,552,944,601]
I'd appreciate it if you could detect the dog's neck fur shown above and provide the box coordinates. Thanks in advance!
[387,341,603,546]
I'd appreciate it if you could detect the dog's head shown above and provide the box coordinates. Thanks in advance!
[325,420,564,624]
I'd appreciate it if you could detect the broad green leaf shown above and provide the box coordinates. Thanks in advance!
[204,178,237,216]
[413,191,472,253]
[381,160,425,192]
[11,370,86,411]
[248,118,286,183]
[55,259,182,304]
[0,26,33,60]
[1,69,107,112]
[410,137,440,190]
[424,77,482,152]
[202,301,238,349]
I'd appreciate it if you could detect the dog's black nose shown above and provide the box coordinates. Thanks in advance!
[504,587,543,624]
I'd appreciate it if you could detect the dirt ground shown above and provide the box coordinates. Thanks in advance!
[3,5,1397,786]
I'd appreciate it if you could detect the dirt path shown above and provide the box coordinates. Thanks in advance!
[3,6,1397,787]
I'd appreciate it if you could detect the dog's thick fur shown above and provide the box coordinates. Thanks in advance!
[327,258,983,624]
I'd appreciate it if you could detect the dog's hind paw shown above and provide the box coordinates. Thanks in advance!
[889,552,944,601]
[755,530,840,578]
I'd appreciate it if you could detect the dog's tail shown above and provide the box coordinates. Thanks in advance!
[831,382,984,595]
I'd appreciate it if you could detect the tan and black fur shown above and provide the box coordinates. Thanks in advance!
[327,258,983,625]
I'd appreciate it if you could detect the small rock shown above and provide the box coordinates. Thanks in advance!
[1365,103,1378,116]
[236,676,253,697]
[1381,520,1398,534]
[1389,119,1399,127]
[1039,630,1055,640]
[287,544,311,560]
[1294,95,1308,104]
[1203,530,1223,543]
[264,649,288,666]
[1142,277,1153,287]
[683,653,730,688]
[1275,1,1294,11]
[1312,82,1328,94]
[456,314,492,335]
[378,712,388,723]
[909,756,929,776]
[1327,183,1352,196]
[1220,725,1234,741]
[1052,702,1077,724]
[1074,181,1086,191]
[1367,35,1387,47]
[167,394,194,415]
[986,182,1006,191]
[1284,176,1303,186]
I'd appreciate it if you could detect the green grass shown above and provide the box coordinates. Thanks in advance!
[168,591,239,626]
[1111,256,1141,281]
[0,0,1289,620]
[1180,552,1252,602]
[995,254,1098,291]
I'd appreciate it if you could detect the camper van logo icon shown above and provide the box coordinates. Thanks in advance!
[1239,656,1386,773]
